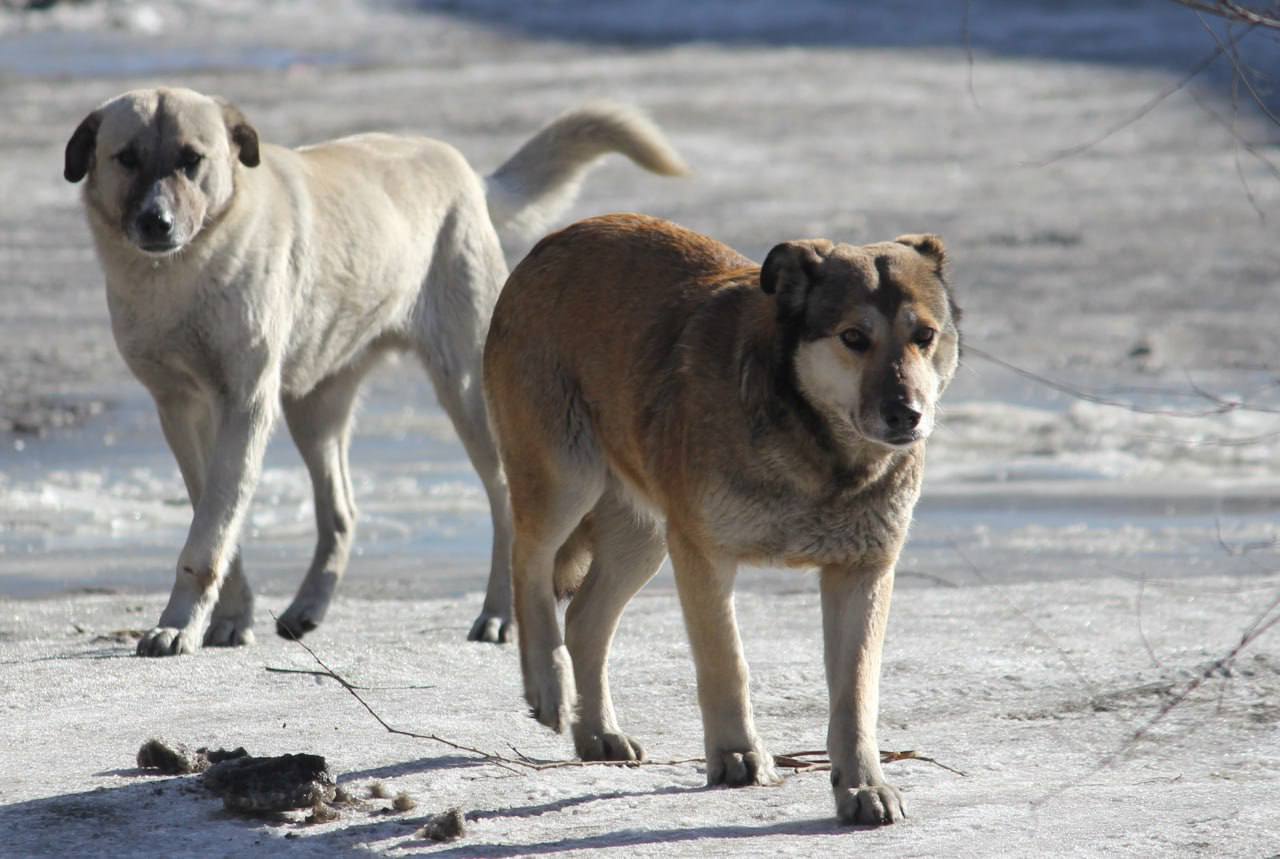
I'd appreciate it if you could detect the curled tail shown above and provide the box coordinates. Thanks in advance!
[486,101,687,245]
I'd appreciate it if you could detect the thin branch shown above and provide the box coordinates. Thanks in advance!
[1169,0,1280,30]
[1028,26,1251,167]
[274,613,967,780]
[264,665,434,690]
[1194,12,1280,125]
[962,0,981,109]
[1069,587,1280,782]
[964,343,1280,420]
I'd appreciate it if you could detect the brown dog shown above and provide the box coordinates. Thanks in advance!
[483,214,960,825]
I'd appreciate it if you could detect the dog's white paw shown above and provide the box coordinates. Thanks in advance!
[834,782,906,826]
[203,617,255,648]
[136,626,202,657]
[574,726,645,762]
[467,611,513,644]
[706,743,780,787]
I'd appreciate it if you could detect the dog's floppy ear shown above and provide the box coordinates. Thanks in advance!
[894,233,946,277]
[761,240,828,320]
[64,110,102,183]
[216,97,260,168]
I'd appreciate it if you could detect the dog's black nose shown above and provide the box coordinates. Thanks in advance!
[137,208,174,242]
[883,399,922,433]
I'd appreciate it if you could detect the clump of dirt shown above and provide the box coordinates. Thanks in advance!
[420,807,466,842]
[137,739,206,775]
[392,791,416,812]
[367,782,390,799]
[136,740,249,775]
[203,753,336,813]
[305,801,340,824]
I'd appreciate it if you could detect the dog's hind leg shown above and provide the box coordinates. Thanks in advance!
[432,366,516,644]
[667,529,780,787]
[415,213,517,644]
[565,487,665,761]
[276,364,365,641]
[507,453,605,733]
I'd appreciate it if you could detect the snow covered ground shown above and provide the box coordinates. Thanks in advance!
[1,1,1278,855]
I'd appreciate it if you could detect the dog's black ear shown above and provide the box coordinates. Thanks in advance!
[761,240,828,320]
[64,110,102,183]
[217,98,260,168]
[895,233,946,277]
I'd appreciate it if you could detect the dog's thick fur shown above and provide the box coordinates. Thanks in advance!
[64,88,685,656]
[484,214,960,825]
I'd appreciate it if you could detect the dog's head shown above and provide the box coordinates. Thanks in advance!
[762,234,960,450]
[64,87,260,256]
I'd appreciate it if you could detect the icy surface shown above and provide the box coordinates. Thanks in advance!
[1,1,1279,855]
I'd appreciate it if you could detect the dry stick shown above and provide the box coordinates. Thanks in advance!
[1194,12,1280,126]
[962,0,981,110]
[1027,26,1251,168]
[1054,586,1280,798]
[275,616,966,779]
[263,665,434,691]
[1188,86,1280,181]
[964,343,1280,422]
[1169,0,1280,30]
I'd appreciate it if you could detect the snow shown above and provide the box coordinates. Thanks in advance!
[1,0,1279,855]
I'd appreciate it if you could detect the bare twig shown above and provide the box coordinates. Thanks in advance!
[264,665,434,690]
[274,614,966,780]
[1082,587,1280,777]
[1169,0,1280,30]
[965,343,1280,423]
[1028,26,1252,167]
[962,0,981,109]
[1193,12,1280,125]
[775,749,968,778]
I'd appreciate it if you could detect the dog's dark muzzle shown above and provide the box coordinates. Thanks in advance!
[134,206,177,252]
[880,398,923,446]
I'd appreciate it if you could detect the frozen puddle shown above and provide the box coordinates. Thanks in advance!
[2,362,1277,601]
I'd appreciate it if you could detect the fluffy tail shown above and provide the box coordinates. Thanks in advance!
[486,101,688,244]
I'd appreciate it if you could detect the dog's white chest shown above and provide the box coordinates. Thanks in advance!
[702,468,920,568]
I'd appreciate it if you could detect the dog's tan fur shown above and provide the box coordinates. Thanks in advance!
[65,88,685,656]
[484,214,960,825]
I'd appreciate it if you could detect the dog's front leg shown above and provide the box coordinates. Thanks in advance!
[668,530,779,787]
[820,562,905,824]
[138,382,279,656]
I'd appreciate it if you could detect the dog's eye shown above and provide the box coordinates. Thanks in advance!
[913,328,937,349]
[114,149,140,170]
[839,329,871,353]
[177,148,204,174]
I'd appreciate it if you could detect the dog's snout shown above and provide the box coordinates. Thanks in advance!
[137,207,174,242]
[882,399,922,433]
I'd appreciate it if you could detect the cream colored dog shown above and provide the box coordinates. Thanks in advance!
[64,87,685,656]
[484,214,960,825]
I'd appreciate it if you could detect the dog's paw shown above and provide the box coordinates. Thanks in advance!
[136,626,201,657]
[275,606,319,641]
[524,646,576,733]
[574,728,645,763]
[204,617,255,648]
[706,745,780,787]
[467,611,513,644]
[834,783,906,826]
